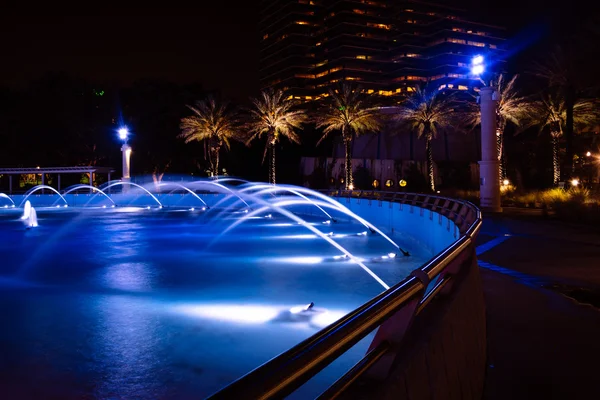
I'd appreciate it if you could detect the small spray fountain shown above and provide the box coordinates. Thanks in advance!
[21,200,38,228]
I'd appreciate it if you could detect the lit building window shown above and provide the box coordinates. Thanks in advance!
[353,9,365,15]
[489,44,498,49]
[467,41,486,47]
[407,87,414,92]
[356,55,367,59]
[405,53,420,58]
[448,38,467,44]
[447,73,466,78]
[367,89,374,94]
[367,22,391,30]
[296,21,309,25]
[395,88,402,93]
[439,84,447,90]
[458,85,469,90]
[263,34,269,39]
[447,84,454,89]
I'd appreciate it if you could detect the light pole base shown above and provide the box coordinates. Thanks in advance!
[479,160,502,213]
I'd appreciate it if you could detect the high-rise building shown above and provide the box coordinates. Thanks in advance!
[259,1,506,100]
[259,0,322,100]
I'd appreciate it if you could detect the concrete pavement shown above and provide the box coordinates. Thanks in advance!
[477,211,600,399]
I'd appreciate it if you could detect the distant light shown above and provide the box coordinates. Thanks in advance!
[348,184,354,190]
[399,179,407,187]
[471,64,485,75]
[146,206,151,210]
[502,179,510,186]
[586,151,592,157]
[36,166,40,169]
[118,127,129,140]
[472,55,484,65]
[571,179,579,187]
[387,252,396,258]
[190,207,195,211]
[56,205,60,208]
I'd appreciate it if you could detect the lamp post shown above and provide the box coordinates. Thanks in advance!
[473,55,502,213]
[119,127,132,191]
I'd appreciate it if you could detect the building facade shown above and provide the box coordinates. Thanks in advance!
[259,0,506,100]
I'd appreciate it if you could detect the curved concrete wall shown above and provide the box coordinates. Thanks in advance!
[335,197,459,256]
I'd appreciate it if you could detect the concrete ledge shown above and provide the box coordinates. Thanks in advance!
[346,249,486,400]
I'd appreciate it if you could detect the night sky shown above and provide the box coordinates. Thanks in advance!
[0,1,597,99]
[0,6,259,100]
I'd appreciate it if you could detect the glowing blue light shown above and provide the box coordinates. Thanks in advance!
[118,127,129,140]
[388,252,397,258]
[190,207,195,211]
[472,55,484,65]
[471,64,485,75]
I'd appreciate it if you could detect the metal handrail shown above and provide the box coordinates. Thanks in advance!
[209,191,482,400]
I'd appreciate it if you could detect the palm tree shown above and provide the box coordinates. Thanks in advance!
[395,86,457,191]
[529,93,599,185]
[315,84,381,190]
[246,89,307,184]
[466,74,532,181]
[179,97,242,177]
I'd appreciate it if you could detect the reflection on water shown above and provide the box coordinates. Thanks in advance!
[0,209,430,398]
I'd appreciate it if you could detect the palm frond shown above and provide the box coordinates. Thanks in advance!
[315,83,382,145]
[528,92,600,137]
[394,85,457,139]
[464,74,532,131]
[179,96,243,145]
[245,89,307,148]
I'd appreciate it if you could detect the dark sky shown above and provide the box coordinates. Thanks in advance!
[0,1,597,99]
[0,5,260,99]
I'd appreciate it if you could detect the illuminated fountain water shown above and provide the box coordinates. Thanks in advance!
[19,185,68,208]
[0,193,15,208]
[0,177,426,398]
[21,200,38,228]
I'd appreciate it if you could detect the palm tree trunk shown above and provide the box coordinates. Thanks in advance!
[426,135,434,191]
[552,135,560,186]
[344,137,353,190]
[496,129,504,181]
[211,145,220,178]
[564,86,575,182]
[269,144,276,184]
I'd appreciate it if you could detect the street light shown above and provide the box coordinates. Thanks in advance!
[586,151,592,157]
[471,55,485,77]
[118,126,132,186]
[474,54,502,212]
[118,127,129,142]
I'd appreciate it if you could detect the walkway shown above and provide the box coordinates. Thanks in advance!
[477,210,600,399]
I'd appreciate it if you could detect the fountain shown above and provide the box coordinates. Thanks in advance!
[0,193,16,208]
[0,176,426,398]
[21,200,38,228]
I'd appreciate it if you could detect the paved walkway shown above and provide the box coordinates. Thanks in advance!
[477,211,600,399]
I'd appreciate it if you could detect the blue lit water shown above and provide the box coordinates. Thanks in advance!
[0,207,430,399]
